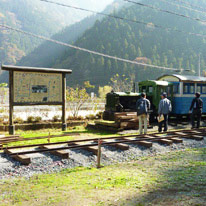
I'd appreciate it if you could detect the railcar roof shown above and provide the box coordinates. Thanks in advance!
[157,74,206,82]
[139,80,172,86]
[111,92,140,96]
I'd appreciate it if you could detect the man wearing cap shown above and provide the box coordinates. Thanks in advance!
[189,92,203,129]
[158,92,172,132]
[136,92,150,135]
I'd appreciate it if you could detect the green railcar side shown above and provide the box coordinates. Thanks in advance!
[138,80,173,116]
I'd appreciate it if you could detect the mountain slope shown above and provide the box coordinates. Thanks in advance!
[0,0,114,65]
[50,0,206,88]
[18,1,124,68]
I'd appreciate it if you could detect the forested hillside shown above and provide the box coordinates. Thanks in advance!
[49,0,206,87]
[18,1,124,68]
[0,0,114,65]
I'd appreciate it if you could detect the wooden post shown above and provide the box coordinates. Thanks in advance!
[9,70,15,135]
[62,73,67,131]
[48,132,50,143]
[97,139,102,168]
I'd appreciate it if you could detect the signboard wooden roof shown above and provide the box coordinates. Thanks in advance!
[1,65,72,74]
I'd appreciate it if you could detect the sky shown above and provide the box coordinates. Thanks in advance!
[44,0,115,26]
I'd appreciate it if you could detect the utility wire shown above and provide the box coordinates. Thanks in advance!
[122,0,206,24]
[37,0,206,39]
[173,0,206,12]
[0,23,182,71]
[159,0,206,17]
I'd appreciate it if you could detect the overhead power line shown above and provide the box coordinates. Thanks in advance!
[0,23,182,71]
[159,0,206,17]
[173,0,206,12]
[37,0,206,39]
[122,0,206,24]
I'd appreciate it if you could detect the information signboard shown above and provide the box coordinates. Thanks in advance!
[1,65,72,134]
[13,71,62,104]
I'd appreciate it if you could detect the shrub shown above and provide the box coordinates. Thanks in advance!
[77,116,84,120]
[67,115,84,121]
[0,108,5,113]
[0,117,4,123]
[27,116,35,123]
[53,115,60,122]
[14,117,24,124]
[95,111,103,119]
[85,114,96,120]
[34,116,42,123]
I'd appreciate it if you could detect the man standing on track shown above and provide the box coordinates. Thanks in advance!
[136,92,150,135]
[189,92,203,129]
[158,92,172,132]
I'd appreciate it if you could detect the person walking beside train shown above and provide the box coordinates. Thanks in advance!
[136,92,150,135]
[189,92,203,129]
[158,92,172,132]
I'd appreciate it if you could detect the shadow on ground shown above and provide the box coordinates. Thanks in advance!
[118,148,206,206]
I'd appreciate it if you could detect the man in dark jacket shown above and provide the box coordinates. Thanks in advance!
[189,92,203,129]
[136,92,150,134]
[158,92,172,132]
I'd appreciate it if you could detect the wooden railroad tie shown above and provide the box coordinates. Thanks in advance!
[142,135,173,145]
[174,134,204,140]
[84,146,99,155]
[0,137,22,143]
[157,139,173,145]
[121,137,153,148]
[4,149,31,165]
[169,138,183,143]
[110,142,129,150]
[172,132,188,136]
[143,135,156,139]
[188,130,202,134]
[70,142,99,155]
[190,135,204,141]
[94,140,129,151]
[39,145,69,159]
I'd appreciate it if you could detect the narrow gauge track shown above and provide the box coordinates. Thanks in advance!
[1,128,205,165]
[0,132,80,144]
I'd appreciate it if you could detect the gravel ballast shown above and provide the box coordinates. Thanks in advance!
[0,137,205,180]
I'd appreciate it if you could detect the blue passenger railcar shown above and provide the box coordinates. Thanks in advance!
[157,74,206,115]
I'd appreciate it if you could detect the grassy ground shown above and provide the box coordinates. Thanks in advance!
[1,148,206,206]
[4,123,191,147]
[3,126,121,147]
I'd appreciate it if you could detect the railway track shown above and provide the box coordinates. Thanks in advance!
[0,128,205,165]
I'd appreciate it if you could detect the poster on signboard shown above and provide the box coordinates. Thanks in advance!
[13,71,62,103]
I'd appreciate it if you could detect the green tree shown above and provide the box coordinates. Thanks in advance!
[0,83,8,104]
[66,86,89,118]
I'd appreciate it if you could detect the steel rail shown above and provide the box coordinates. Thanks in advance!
[1,128,205,151]
[8,133,205,156]
[0,129,205,150]
[0,133,80,144]
[2,127,205,145]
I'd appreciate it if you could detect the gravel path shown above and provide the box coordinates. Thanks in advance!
[0,137,205,180]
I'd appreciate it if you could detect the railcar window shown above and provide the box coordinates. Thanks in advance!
[141,86,146,93]
[183,83,195,94]
[148,86,153,93]
[202,84,206,94]
[190,84,195,94]
[197,84,202,93]
[166,87,171,96]
[183,84,188,94]
[172,82,179,94]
